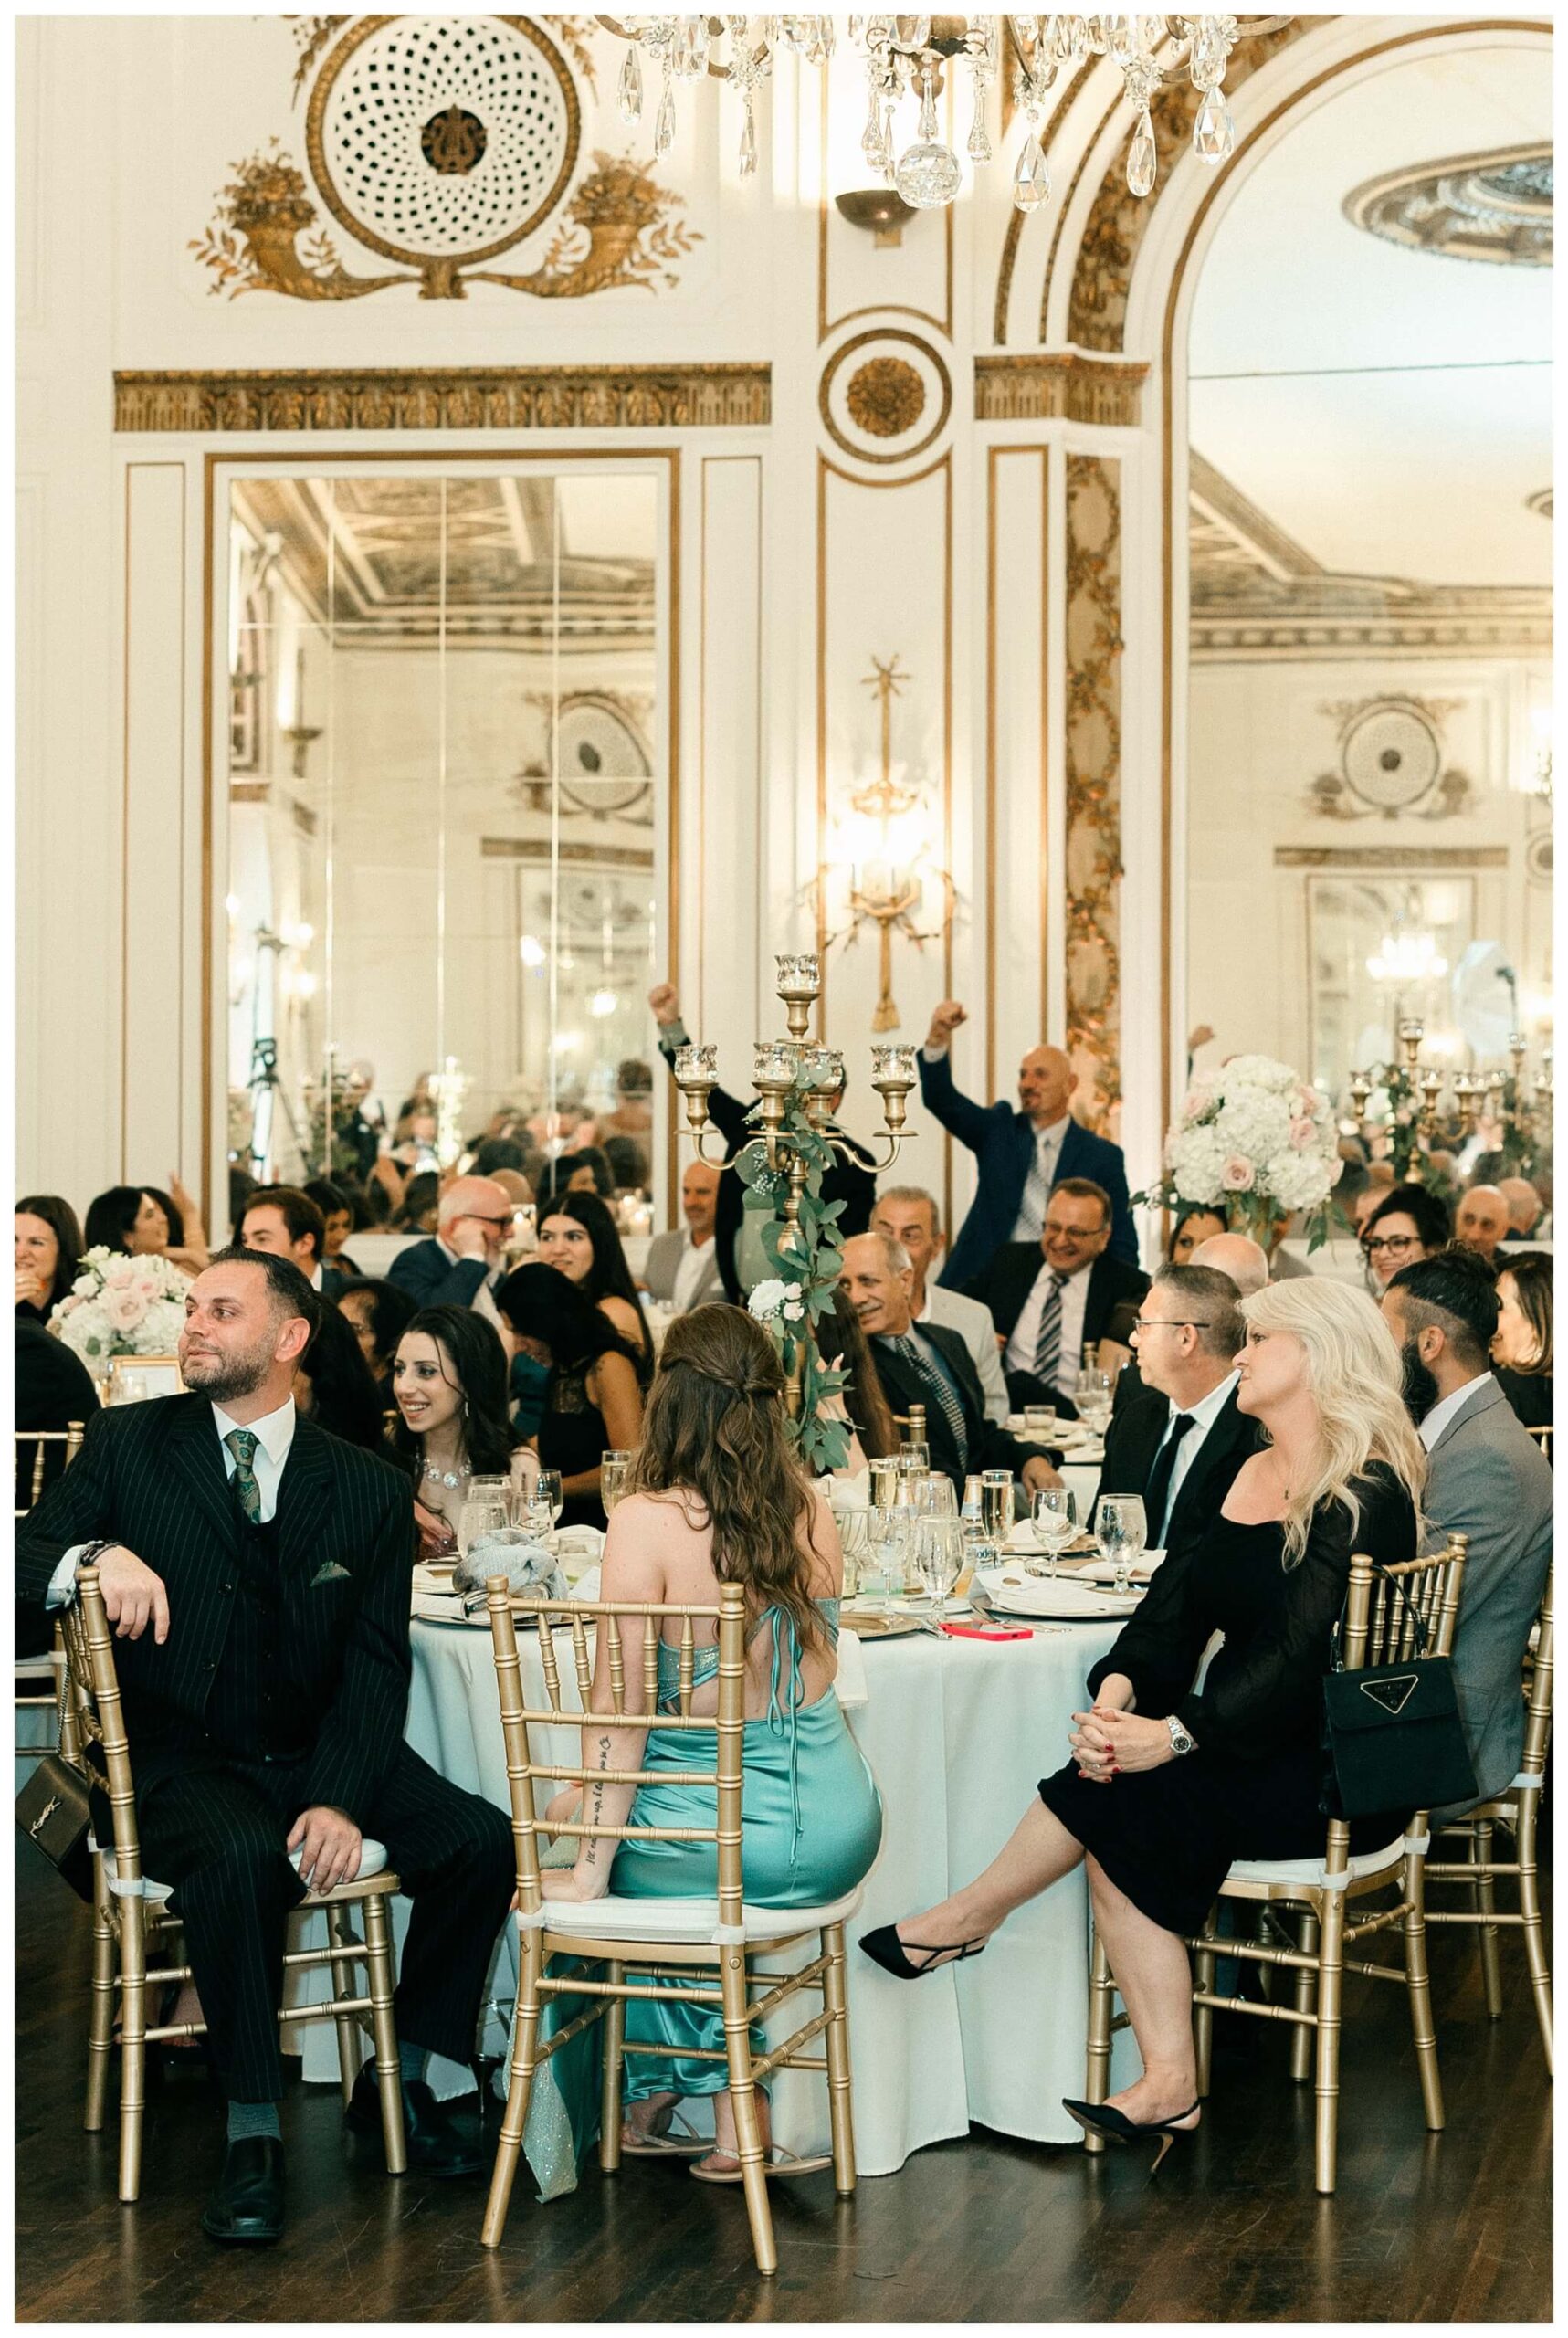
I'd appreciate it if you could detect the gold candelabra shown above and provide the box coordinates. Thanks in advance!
[1348,1016,1553,1163]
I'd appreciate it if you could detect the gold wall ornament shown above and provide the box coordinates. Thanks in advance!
[973,352,1147,426]
[1064,455,1124,1134]
[846,358,927,440]
[818,330,952,467]
[115,363,768,434]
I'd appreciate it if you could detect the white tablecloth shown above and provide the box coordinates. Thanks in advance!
[300,1609,1139,2174]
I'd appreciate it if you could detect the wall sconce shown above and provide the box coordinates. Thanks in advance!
[818,654,955,1033]
[835,186,918,247]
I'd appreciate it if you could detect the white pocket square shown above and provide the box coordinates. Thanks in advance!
[310,1561,353,1587]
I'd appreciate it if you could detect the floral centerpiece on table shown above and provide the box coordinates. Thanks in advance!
[50,1248,190,1373]
[1136,1054,1342,1251]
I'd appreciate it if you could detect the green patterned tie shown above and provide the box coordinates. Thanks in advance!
[224,1427,263,1525]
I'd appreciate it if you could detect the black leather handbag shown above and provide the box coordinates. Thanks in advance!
[15,1751,95,1901]
[1321,1569,1477,1822]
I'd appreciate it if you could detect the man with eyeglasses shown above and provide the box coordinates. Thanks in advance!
[386,1174,517,1310]
[1092,1263,1262,1559]
[968,1176,1149,1418]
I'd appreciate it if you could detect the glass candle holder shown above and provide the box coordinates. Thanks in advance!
[869,1044,918,1088]
[774,953,821,1000]
[753,1040,801,1090]
[673,1044,718,1088]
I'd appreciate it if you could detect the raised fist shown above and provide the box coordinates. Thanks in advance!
[648,983,680,1027]
[925,999,968,1050]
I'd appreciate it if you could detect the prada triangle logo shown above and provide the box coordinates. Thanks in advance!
[1361,1673,1419,1717]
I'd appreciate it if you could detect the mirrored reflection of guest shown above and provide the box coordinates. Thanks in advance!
[495,1264,644,1532]
[536,1150,615,1210]
[84,1176,209,1276]
[336,1276,419,1406]
[1490,1248,1553,1435]
[537,1190,654,1385]
[15,1193,83,1322]
[387,1303,520,1560]
[303,1178,363,1280]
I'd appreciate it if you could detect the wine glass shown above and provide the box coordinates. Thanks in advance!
[1031,1484,1078,1578]
[1096,1493,1147,1597]
[534,1469,563,1526]
[1076,1370,1112,1440]
[918,1516,965,1618]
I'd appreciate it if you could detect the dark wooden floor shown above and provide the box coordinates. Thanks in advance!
[14,1836,1552,2323]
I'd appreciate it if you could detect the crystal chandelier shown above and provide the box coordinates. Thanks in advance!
[597,16,1293,212]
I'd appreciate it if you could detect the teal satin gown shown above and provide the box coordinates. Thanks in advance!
[522,1600,882,2194]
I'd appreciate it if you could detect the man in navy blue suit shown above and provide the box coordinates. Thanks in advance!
[918,998,1138,1288]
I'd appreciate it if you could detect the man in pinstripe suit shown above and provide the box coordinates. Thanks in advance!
[17,1249,514,2245]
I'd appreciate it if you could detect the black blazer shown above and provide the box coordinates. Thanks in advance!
[869,1321,1058,1492]
[15,1394,417,1824]
[385,1238,493,1311]
[1093,1382,1262,1563]
[969,1244,1150,1353]
[657,1031,878,1301]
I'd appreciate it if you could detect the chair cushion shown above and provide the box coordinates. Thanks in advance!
[525,1884,864,1945]
[96,1837,388,1902]
[1225,1838,1406,1890]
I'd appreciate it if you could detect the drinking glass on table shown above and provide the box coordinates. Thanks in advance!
[868,1455,900,1511]
[1076,1371,1113,1439]
[980,1469,1016,1542]
[521,1468,563,1543]
[1095,1493,1147,1597]
[914,1473,956,1520]
[1031,1484,1078,1577]
[917,1516,965,1617]
[898,1440,931,1480]
[600,1450,632,1515]
[1023,1404,1057,1442]
[457,1485,510,1558]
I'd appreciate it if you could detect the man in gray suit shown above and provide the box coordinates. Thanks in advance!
[1382,1248,1552,1817]
[641,1159,725,1315]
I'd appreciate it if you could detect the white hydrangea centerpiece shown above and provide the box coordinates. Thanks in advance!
[49,1246,190,1371]
[1136,1055,1342,1248]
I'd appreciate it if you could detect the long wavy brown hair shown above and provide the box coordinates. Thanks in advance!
[631,1303,828,1657]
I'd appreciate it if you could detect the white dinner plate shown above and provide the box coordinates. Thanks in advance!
[977,1565,1141,1622]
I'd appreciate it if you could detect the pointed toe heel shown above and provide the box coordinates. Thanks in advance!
[858,1922,987,1980]
[1061,2097,1198,2170]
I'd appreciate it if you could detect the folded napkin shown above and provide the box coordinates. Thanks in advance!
[834,1628,869,1709]
[454,1528,569,1604]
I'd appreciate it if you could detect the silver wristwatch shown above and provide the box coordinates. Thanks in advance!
[1165,1715,1198,1758]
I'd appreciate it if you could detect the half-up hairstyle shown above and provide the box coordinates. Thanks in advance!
[632,1303,828,1658]
[1239,1279,1426,1568]
[387,1303,515,1481]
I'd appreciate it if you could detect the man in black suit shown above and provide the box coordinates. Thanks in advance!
[240,1184,350,1303]
[838,1233,1061,1496]
[968,1177,1150,1418]
[649,982,877,1301]
[16,1249,514,2246]
[1094,1263,1260,1559]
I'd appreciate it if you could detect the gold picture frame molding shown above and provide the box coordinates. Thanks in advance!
[118,366,771,435]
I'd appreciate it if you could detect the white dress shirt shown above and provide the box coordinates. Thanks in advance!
[1010,1114,1072,1241]
[1005,1257,1091,1398]
[1147,1369,1238,1543]
[671,1232,717,1313]
[1418,1371,1493,1454]
[48,1395,299,1606]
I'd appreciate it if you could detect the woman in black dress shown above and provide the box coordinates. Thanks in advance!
[497,1263,645,1529]
[1491,1249,1552,1437]
[861,1278,1426,2156]
[15,1193,83,1322]
[536,1189,655,1388]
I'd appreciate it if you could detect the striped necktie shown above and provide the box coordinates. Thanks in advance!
[224,1427,264,1525]
[1033,1271,1070,1389]
[1014,1128,1058,1241]
[885,1335,970,1476]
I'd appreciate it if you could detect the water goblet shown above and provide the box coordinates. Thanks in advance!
[1096,1493,1147,1598]
[919,1516,965,1618]
[1031,1484,1077,1577]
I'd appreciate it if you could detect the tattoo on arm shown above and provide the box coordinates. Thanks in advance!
[584,1732,611,1868]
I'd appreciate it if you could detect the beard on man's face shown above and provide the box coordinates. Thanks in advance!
[179,1330,277,1406]
[1398,1336,1441,1425]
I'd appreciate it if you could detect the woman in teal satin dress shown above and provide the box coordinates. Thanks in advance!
[542,1303,883,2182]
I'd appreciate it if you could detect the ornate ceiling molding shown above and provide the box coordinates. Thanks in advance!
[973,352,1147,427]
[113,364,771,434]
[1344,142,1552,268]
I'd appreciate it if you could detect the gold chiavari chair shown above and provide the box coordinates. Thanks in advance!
[60,1567,408,2203]
[1082,1536,1469,2196]
[1424,1559,1553,2070]
[14,1423,85,1762]
[481,1580,862,2278]
[1526,1421,1552,1466]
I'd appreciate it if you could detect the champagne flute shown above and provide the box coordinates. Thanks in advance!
[980,1469,1015,1542]
[600,1450,632,1516]
[1031,1484,1078,1578]
[1096,1493,1147,1597]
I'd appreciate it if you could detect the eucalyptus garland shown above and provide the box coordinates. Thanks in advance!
[738,1073,853,1475]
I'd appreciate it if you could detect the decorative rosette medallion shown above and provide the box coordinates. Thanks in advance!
[818,329,953,468]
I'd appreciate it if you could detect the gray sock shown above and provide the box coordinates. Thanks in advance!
[398,2042,427,2088]
[227,2101,281,2143]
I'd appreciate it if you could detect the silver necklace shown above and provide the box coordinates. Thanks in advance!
[422,1455,472,1491]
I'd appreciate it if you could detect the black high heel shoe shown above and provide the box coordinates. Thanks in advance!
[858,1922,988,1979]
[1061,2097,1200,2171]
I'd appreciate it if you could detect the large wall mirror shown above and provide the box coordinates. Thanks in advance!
[221,460,669,1217]
[1184,42,1552,1112]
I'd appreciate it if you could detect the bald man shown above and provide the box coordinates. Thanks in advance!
[386,1174,517,1308]
[918,998,1137,1287]
[1456,1184,1510,1266]
[1499,1176,1543,1244]
[1187,1230,1270,1298]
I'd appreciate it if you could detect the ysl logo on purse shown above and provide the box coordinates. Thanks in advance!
[27,1796,61,1839]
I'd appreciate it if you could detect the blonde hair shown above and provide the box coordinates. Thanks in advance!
[1240,1279,1426,1567]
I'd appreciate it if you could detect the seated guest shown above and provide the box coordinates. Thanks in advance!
[837,1232,1059,1497]
[1097,1265,1261,1561]
[1264,1213,1315,1280]
[292,1301,385,1454]
[917,996,1137,1285]
[1500,1176,1544,1244]
[969,1177,1149,1418]
[303,1178,363,1280]
[871,1185,1010,1426]
[388,1303,521,1559]
[538,1190,655,1385]
[650,980,877,1300]
[469,1137,527,1183]
[1381,1249,1552,1814]
[1455,1184,1510,1265]
[1186,1231,1269,1299]
[598,1055,654,1149]
[242,1185,347,1301]
[861,1279,1424,2165]
[336,1277,418,1406]
[16,1248,514,2240]
[540,1303,883,2178]
[387,1175,515,1310]
[496,1264,644,1531]
[15,1193,83,1322]
[813,1284,900,1471]
[1168,1206,1226,1266]
[15,1318,100,1651]
[535,1150,614,1210]
[602,1134,650,1195]
[1360,1183,1452,1292]
[1489,1248,1553,1436]
[393,1171,441,1236]
[85,1178,209,1276]
[642,1160,724,1315]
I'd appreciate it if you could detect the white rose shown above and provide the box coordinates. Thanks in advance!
[747,1280,790,1322]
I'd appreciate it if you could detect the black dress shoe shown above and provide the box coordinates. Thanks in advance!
[201,2135,285,2245]
[345,2068,484,2176]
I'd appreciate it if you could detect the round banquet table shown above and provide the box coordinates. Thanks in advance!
[296,1608,1140,2183]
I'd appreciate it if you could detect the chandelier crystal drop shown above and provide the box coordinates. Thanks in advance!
[595,15,1279,210]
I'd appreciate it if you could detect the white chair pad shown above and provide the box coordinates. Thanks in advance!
[97,1837,388,1902]
[527,1883,864,1945]
[1226,1837,1405,1890]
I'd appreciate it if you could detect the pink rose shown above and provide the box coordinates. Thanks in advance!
[1180,1085,1213,1123]
[1221,1155,1255,1192]
[105,1290,146,1332]
[1288,1118,1316,1151]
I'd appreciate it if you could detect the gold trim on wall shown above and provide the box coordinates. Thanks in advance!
[1277,845,1510,871]
[119,366,770,435]
[1064,452,1123,1137]
[983,444,1053,1103]
[818,73,955,345]
[820,329,953,466]
[974,353,1147,427]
